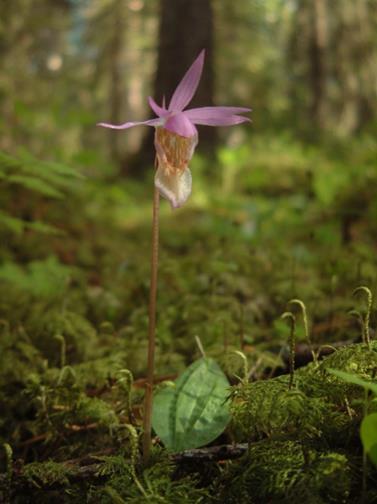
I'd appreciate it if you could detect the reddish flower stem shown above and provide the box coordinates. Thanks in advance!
[143,183,160,464]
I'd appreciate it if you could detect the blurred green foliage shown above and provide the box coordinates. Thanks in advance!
[0,132,376,500]
[0,0,376,501]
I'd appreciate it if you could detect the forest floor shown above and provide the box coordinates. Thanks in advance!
[0,133,377,502]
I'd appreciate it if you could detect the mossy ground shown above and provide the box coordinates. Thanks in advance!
[0,136,377,502]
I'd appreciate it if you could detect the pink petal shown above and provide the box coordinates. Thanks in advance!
[189,115,250,127]
[168,50,205,112]
[97,118,161,130]
[164,113,197,138]
[184,106,251,126]
[148,96,169,118]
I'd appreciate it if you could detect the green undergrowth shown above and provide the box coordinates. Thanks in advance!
[1,341,377,502]
[223,342,377,503]
[10,456,210,503]
[230,342,377,444]
[0,136,376,501]
[220,441,352,504]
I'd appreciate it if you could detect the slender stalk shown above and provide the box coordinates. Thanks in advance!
[143,184,160,464]
[289,299,317,365]
[281,311,296,390]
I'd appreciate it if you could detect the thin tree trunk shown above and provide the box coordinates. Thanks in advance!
[310,0,327,132]
[329,0,377,135]
[108,0,125,163]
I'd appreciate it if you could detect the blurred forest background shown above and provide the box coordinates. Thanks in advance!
[1,0,377,500]
[1,0,377,363]
[0,0,376,361]
[2,0,377,162]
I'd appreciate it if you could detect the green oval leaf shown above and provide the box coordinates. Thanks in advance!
[152,358,230,452]
[361,413,377,467]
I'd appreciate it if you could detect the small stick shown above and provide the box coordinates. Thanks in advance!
[195,335,206,358]
[171,443,248,463]
[281,312,296,390]
[143,184,160,464]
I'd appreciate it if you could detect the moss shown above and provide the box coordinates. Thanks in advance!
[231,343,377,446]
[230,374,350,446]
[230,377,327,441]
[27,310,98,365]
[94,455,131,478]
[0,327,46,387]
[90,458,210,504]
[224,342,377,502]
[23,460,76,488]
[72,396,118,427]
[1,141,377,502]
[2,333,375,503]
[219,441,351,504]
[72,355,129,389]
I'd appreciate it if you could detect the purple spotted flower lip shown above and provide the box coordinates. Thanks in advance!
[98,50,251,209]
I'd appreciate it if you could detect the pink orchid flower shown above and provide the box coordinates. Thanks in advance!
[98,50,250,209]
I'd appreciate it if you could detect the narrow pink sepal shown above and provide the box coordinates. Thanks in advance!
[185,106,251,118]
[184,106,251,126]
[188,115,250,127]
[148,97,169,118]
[97,118,161,129]
[168,50,205,112]
[164,113,197,138]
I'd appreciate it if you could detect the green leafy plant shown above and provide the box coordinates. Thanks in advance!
[0,149,83,236]
[328,368,377,468]
[361,414,377,467]
[98,51,250,462]
[152,357,230,452]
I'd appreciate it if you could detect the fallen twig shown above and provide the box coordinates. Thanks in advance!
[170,443,248,463]
[0,442,249,494]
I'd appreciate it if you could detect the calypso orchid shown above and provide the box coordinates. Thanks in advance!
[98,50,250,209]
[98,50,250,463]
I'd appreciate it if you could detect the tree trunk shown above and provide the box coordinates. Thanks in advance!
[310,0,327,133]
[125,0,215,177]
[331,0,377,135]
[108,0,125,163]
